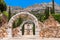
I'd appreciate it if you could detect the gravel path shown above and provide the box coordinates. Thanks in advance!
[1,35,60,40]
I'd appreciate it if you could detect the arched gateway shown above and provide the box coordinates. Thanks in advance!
[20,20,35,35]
[7,12,39,38]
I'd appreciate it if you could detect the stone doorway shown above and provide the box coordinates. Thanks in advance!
[21,21,35,35]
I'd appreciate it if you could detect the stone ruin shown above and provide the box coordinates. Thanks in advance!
[0,12,40,39]
[44,14,60,28]
[0,12,60,39]
[40,14,60,38]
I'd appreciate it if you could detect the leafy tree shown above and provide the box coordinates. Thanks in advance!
[0,0,7,12]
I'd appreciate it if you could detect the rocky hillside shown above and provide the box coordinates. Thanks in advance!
[7,2,60,14]
[24,2,60,13]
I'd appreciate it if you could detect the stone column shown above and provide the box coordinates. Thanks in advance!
[7,28,12,38]
[35,26,40,36]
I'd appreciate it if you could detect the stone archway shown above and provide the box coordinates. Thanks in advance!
[7,12,39,38]
[19,20,35,35]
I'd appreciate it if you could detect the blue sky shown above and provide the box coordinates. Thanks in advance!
[4,0,60,8]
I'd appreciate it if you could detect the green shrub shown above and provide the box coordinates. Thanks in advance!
[30,11,46,22]
[13,18,23,28]
[3,11,8,18]
[52,14,60,23]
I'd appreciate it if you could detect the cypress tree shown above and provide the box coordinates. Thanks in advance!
[45,7,49,19]
[52,0,55,14]
[8,6,11,21]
